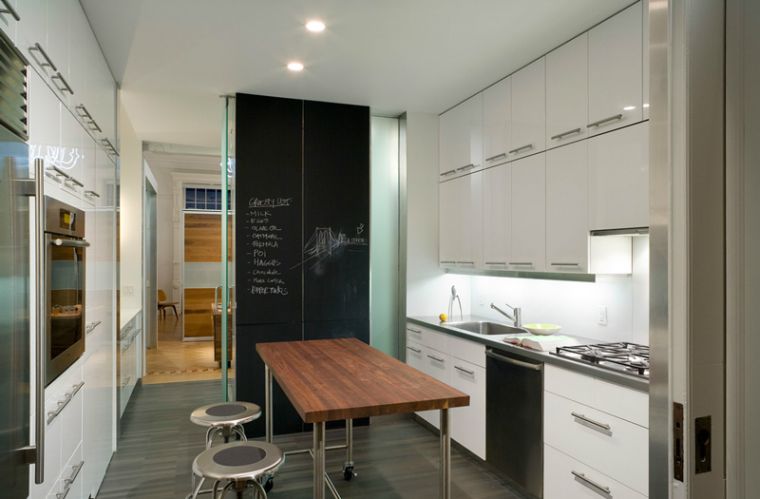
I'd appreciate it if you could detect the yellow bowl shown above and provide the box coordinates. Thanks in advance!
[523,323,562,336]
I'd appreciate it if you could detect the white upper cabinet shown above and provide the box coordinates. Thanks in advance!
[439,93,483,180]
[510,58,545,159]
[439,173,482,268]
[588,2,643,135]
[481,164,510,269]
[482,78,511,168]
[45,0,73,105]
[546,34,588,147]
[588,121,649,231]
[546,141,588,272]
[509,153,545,271]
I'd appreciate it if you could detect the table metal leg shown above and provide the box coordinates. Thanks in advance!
[265,364,273,443]
[440,409,451,499]
[313,421,326,499]
[343,418,354,477]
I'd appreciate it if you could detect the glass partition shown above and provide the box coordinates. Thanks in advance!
[220,97,236,400]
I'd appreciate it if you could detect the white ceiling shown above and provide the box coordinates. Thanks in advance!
[81,0,632,149]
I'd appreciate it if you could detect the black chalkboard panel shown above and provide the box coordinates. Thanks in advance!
[234,94,370,436]
[235,94,303,326]
[303,101,370,332]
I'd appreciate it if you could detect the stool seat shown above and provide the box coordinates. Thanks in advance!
[190,401,261,428]
[192,441,283,483]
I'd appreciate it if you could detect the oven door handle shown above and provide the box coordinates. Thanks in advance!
[52,238,90,248]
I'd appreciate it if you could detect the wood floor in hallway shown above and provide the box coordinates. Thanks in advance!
[97,381,526,498]
[143,316,225,384]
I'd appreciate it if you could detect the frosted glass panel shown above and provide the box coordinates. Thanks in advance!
[370,116,400,356]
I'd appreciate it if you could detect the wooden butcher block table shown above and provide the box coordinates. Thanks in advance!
[256,338,469,499]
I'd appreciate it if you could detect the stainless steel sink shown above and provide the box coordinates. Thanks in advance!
[446,321,528,336]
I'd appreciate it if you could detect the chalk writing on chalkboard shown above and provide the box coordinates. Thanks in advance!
[245,197,293,296]
[294,224,368,271]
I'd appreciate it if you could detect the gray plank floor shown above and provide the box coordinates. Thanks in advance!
[97,380,526,498]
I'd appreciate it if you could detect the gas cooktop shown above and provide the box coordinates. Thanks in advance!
[554,342,650,378]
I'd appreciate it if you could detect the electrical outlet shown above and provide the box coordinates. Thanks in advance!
[598,306,608,326]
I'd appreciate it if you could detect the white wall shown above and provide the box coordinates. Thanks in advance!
[470,237,649,344]
[405,112,471,319]
[118,100,143,327]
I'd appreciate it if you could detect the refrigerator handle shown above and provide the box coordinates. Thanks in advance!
[32,158,45,484]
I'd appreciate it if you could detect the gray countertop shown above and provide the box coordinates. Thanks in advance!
[407,316,649,392]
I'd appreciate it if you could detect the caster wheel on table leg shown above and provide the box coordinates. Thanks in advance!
[343,466,356,481]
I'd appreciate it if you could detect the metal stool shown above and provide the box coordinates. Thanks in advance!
[191,402,262,449]
[190,441,284,499]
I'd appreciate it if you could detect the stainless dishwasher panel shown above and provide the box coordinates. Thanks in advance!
[486,348,543,498]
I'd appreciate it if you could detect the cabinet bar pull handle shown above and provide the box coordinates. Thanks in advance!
[550,262,580,267]
[86,320,102,334]
[550,128,582,140]
[457,260,475,265]
[456,163,475,172]
[407,327,422,334]
[29,43,57,71]
[509,261,533,266]
[440,260,456,264]
[47,382,85,425]
[63,460,84,486]
[587,114,623,128]
[0,0,20,20]
[52,73,74,95]
[406,346,422,354]
[454,365,475,376]
[485,261,507,265]
[485,153,507,162]
[84,190,101,199]
[571,471,612,497]
[427,354,445,363]
[571,411,612,434]
[508,144,533,154]
[440,169,457,177]
[64,176,84,188]
[76,105,102,132]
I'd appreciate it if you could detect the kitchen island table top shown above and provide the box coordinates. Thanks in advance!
[256,337,469,424]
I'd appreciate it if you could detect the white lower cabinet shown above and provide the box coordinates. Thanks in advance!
[543,365,649,496]
[30,362,85,499]
[405,323,486,459]
[544,445,646,499]
[449,358,486,459]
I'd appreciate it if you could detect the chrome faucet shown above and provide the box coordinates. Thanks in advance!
[448,285,463,321]
[490,302,522,327]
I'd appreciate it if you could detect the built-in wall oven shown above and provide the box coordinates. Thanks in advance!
[45,196,88,386]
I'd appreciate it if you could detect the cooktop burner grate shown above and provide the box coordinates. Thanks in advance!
[555,342,650,377]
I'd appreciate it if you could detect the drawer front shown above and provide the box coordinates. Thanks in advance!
[405,324,425,345]
[448,334,486,368]
[544,444,647,499]
[545,364,648,427]
[449,359,485,459]
[405,322,449,353]
[544,392,648,494]
[49,444,85,499]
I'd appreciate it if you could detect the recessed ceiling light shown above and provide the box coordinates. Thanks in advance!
[306,19,326,33]
[287,61,304,72]
[643,103,650,108]
[623,105,636,111]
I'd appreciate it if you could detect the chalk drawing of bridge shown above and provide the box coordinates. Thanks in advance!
[293,225,367,270]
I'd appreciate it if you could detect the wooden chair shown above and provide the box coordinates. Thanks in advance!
[158,289,179,319]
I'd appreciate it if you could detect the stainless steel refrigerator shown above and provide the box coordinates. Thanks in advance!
[1,28,42,499]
